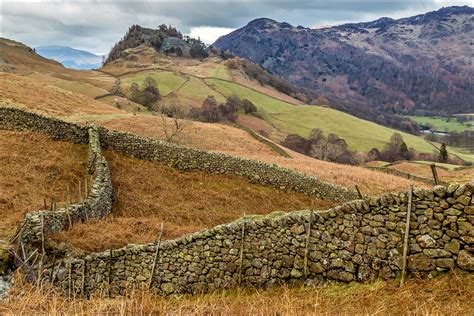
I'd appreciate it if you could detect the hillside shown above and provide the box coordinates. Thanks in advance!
[1,12,473,314]
[2,36,470,193]
[102,43,474,163]
[214,6,474,129]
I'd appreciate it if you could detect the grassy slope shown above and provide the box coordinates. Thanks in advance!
[102,50,455,157]
[0,72,124,117]
[408,115,473,132]
[0,130,87,240]
[205,78,435,153]
[446,146,474,164]
[96,114,425,195]
[121,70,187,96]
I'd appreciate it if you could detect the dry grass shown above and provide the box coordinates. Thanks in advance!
[29,73,109,99]
[236,114,285,140]
[390,162,473,183]
[0,73,124,117]
[97,115,279,157]
[97,115,426,196]
[0,131,87,240]
[51,151,334,253]
[242,151,429,196]
[1,271,472,315]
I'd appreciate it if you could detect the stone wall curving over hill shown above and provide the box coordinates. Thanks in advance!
[13,125,113,254]
[0,106,358,202]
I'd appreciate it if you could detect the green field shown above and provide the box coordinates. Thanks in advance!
[445,146,474,164]
[177,76,226,103]
[408,115,473,132]
[205,79,436,153]
[122,71,187,96]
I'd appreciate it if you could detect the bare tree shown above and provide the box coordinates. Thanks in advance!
[156,95,188,143]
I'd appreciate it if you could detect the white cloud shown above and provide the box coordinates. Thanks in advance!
[188,26,235,44]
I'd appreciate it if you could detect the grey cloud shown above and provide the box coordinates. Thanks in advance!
[1,1,471,53]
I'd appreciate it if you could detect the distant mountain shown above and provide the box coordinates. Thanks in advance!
[35,46,104,70]
[214,6,474,131]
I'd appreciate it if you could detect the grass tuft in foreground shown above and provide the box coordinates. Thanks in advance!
[1,271,472,315]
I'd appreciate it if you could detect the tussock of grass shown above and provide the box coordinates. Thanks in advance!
[1,271,472,315]
[51,151,335,253]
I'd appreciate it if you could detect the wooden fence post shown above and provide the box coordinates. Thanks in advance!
[36,254,44,290]
[78,180,82,201]
[40,213,45,254]
[303,210,314,279]
[148,222,164,290]
[400,184,413,287]
[430,164,440,185]
[84,177,88,197]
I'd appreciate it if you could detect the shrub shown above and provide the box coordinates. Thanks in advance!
[242,99,257,114]
[381,133,412,162]
[438,143,448,163]
[129,77,161,110]
[282,129,356,164]
[190,95,256,123]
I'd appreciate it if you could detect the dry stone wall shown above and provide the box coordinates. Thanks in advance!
[52,182,473,297]
[0,106,357,202]
[2,106,473,298]
[14,126,113,255]
[365,166,446,186]
[0,107,89,144]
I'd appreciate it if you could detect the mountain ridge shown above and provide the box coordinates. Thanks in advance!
[36,45,104,70]
[213,6,474,130]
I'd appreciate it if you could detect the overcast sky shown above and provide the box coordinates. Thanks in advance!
[0,0,471,54]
